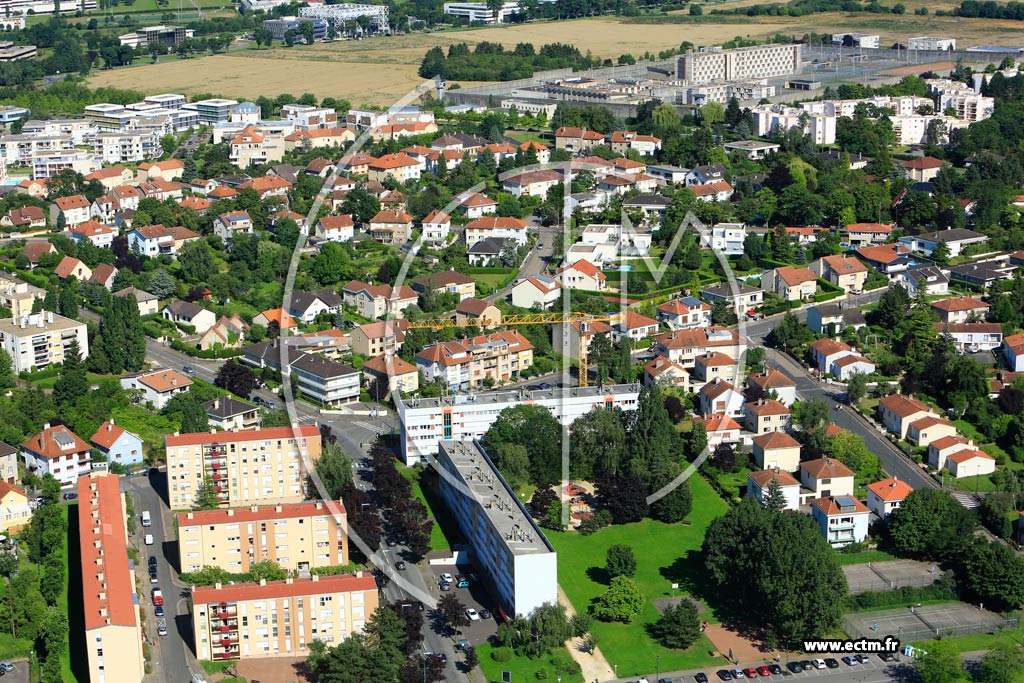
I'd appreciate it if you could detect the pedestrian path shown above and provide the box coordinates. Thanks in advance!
[557,584,615,681]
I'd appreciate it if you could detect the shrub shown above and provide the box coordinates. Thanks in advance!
[491,647,513,663]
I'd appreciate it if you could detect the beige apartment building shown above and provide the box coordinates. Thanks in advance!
[0,276,44,318]
[79,473,146,683]
[177,500,348,573]
[164,425,322,509]
[415,330,533,391]
[191,573,378,661]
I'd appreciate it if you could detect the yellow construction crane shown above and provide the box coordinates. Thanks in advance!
[405,312,613,387]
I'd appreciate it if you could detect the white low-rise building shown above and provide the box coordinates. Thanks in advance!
[811,495,869,548]
[0,312,88,374]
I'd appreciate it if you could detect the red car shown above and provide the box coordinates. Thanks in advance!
[757,666,771,677]
[743,668,759,678]
[152,588,163,606]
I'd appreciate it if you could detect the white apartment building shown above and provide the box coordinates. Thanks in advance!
[701,222,746,256]
[908,36,956,51]
[831,33,880,49]
[93,130,162,163]
[164,425,322,509]
[396,384,641,464]
[676,44,801,84]
[436,440,557,617]
[0,312,88,373]
[801,95,933,118]
[752,104,837,145]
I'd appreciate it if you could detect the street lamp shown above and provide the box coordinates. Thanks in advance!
[657,655,661,682]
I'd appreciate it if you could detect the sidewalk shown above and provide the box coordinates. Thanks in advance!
[557,584,616,681]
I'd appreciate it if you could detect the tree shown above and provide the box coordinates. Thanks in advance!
[977,642,1024,683]
[792,397,830,450]
[148,268,176,299]
[649,465,693,523]
[314,441,353,499]
[53,339,87,413]
[214,361,257,397]
[311,242,351,286]
[569,407,627,480]
[493,442,530,491]
[437,593,470,634]
[763,476,787,511]
[162,392,209,432]
[179,240,216,284]
[627,385,681,485]
[342,187,382,225]
[591,576,645,623]
[872,284,910,329]
[249,560,287,582]
[463,645,479,671]
[596,475,648,524]
[846,372,868,405]
[825,431,882,481]
[651,600,701,649]
[769,311,813,351]
[485,405,564,486]
[888,489,977,561]
[605,544,637,579]
[915,639,967,683]
[930,240,950,267]
[193,476,222,510]
[703,498,847,644]
[964,540,1024,611]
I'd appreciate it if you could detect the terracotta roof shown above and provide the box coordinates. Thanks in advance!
[179,196,211,211]
[5,206,45,225]
[369,209,412,224]
[856,244,909,264]
[554,127,604,140]
[801,457,855,479]
[208,185,239,199]
[899,156,945,170]
[821,254,868,274]
[657,298,710,315]
[692,412,741,432]
[422,209,450,224]
[80,475,138,630]
[930,435,970,452]
[362,354,417,376]
[179,500,345,529]
[519,140,549,152]
[460,193,497,207]
[90,420,133,449]
[89,263,117,286]
[833,354,872,368]
[369,153,419,170]
[318,215,354,230]
[86,166,130,180]
[879,393,932,418]
[908,415,953,431]
[618,310,658,331]
[935,322,1002,335]
[54,194,89,210]
[466,216,528,231]
[23,241,54,262]
[846,223,893,233]
[656,327,737,350]
[54,256,87,279]
[129,369,189,394]
[867,477,913,501]
[230,125,264,144]
[239,176,292,193]
[691,181,733,197]
[695,351,736,367]
[644,355,685,378]
[700,379,739,399]
[749,468,800,488]
[0,480,25,500]
[1006,333,1024,353]
[70,220,115,238]
[810,338,854,356]
[258,308,297,328]
[456,297,495,317]
[752,431,801,450]
[745,398,790,416]
[931,297,989,313]
[416,330,533,367]
[191,572,375,605]
[812,495,869,515]
[355,319,409,340]
[748,370,795,390]
[411,271,475,288]
[166,424,319,447]
[947,448,995,464]
[774,266,817,287]
[23,424,90,459]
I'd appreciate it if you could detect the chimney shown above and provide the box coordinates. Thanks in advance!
[186,512,194,520]
[173,431,179,437]
[47,311,52,324]
[286,576,293,584]
[215,581,222,590]
[259,578,267,586]
[275,504,282,513]
[227,508,234,517]
[214,399,220,410]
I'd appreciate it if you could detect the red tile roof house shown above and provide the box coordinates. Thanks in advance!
[898,156,947,182]
[367,210,413,246]
[930,296,989,324]
[866,477,913,519]
[90,419,144,467]
[877,394,936,439]
[22,423,91,486]
[314,214,355,243]
[761,265,818,301]
[748,468,801,511]
[1,206,45,229]
[691,413,742,447]
[88,263,118,290]
[53,194,91,227]
[120,368,193,410]
[743,398,791,435]
[54,256,92,282]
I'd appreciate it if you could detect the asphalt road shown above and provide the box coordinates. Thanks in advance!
[125,471,197,683]
[615,657,917,683]
[488,218,558,303]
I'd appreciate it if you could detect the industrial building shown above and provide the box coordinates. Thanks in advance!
[436,440,557,618]
[676,44,802,84]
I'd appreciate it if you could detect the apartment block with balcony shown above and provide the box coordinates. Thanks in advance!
[0,311,88,374]
[164,425,321,509]
[177,500,348,573]
[811,495,869,547]
[191,573,377,661]
[416,330,533,391]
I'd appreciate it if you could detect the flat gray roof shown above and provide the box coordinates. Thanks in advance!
[399,383,639,410]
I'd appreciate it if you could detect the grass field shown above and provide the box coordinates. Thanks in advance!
[400,466,465,552]
[835,549,898,566]
[547,474,728,679]
[477,642,585,683]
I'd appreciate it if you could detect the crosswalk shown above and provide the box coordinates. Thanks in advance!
[353,421,386,435]
[296,415,318,425]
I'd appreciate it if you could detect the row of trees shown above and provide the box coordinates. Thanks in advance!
[419,41,597,80]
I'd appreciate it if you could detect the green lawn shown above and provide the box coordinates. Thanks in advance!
[27,371,115,390]
[909,626,1024,653]
[547,475,728,679]
[400,467,465,552]
[111,405,181,451]
[477,642,584,683]
[835,549,897,566]
[472,273,514,293]
[713,467,752,504]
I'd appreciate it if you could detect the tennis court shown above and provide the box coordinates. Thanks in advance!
[843,560,940,595]
[845,602,1016,641]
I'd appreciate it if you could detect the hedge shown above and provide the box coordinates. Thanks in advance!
[169,339,243,359]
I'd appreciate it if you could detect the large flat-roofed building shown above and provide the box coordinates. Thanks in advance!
[909,36,956,51]
[177,500,348,573]
[261,16,328,42]
[0,311,88,373]
[191,573,377,661]
[396,384,641,464]
[299,3,390,31]
[436,440,557,618]
[0,44,37,62]
[79,474,146,683]
[676,44,801,84]
[164,425,322,509]
[183,98,239,125]
[118,25,193,48]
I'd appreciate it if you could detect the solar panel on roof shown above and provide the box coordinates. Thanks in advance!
[835,495,858,511]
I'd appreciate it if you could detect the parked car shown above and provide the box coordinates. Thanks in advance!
[757,666,771,676]
[144,534,154,545]
[154,605,164,617]
[0,664,12,672]
[182,365,194,374]
[479,609,492,619]
[695,674,709,683]
[395,561,406,570]
[152,589,163,606]
[732,669,745,679]
[856,654,870,664]
[800,661,813,671]
[440,573,454,584]
[879,653,896,662]
[768,665,782,675]
[812,660,826,670]
[786,662,803,674]
[148,556,157,567]
[457,579,470,588]
[439,582,452,592]
[465,608,480,621]
[743,668,758,678]
[717,671,733,681]
[825,659,839,669]
[158,625,168,637]
[842,656,858,666]
[62,492,77,500]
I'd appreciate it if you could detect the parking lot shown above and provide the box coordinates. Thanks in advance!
[424,564,500,646]
[0,659,28,683]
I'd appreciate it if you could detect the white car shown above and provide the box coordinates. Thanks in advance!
[144,534,154,546]
[440,573,454,584]
[158,625,168,637]
[465,608,480,621]
[813,659,826,670]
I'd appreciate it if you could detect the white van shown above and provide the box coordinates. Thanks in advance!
[141,510,152,527]
[144,534,154,545]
